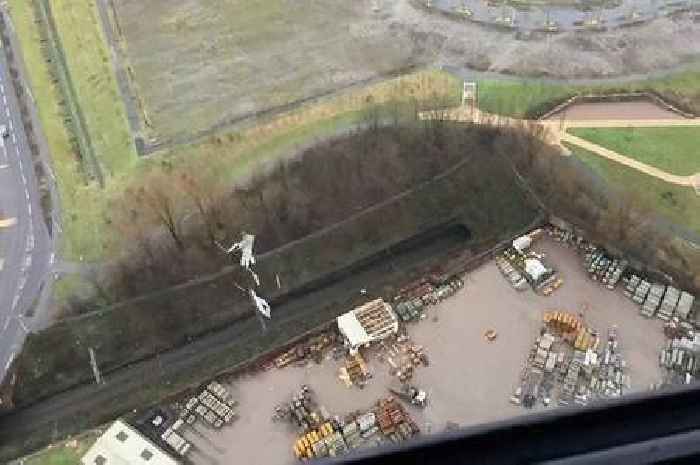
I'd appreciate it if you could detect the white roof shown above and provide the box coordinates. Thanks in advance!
[524,258,548,281]
[82,419,181,465]
[337,312,371,348]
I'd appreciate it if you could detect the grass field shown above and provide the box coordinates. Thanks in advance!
[112,0,422,141]
[477,65,700,118]
[570,127,700,176]
[569,144,700,236]
[23,430,99,465]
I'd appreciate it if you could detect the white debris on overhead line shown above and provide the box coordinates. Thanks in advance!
[250,290,272,319]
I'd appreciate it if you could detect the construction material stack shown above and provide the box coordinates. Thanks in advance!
[676,292,696,321]
[658,286,681,321]
[641,284,665,318]
[375,398,419,443]
[182,381,238,429]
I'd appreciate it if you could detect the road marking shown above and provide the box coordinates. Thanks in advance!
[11,133,15,144]
[1,95,5,105]
[0,164,7,169]
[2,317,9,332]
[4,352,15,371]
[0,83,4,93]
[4,108,8,117]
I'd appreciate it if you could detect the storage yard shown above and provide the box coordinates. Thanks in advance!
[124,225,700,465]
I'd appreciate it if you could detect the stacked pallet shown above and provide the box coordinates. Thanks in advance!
[641,284,665,318]
[355,300,399,341]
[658,287,681,321]
[375,398,419,442]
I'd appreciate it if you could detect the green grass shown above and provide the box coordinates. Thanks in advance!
[569,144,700,235]
[477,65,700,118]
[23,431,99,465]
[570,127,700,176]
[51,0,137,177]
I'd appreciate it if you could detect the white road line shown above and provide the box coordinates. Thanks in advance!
[2,95,5,105]
[11,133,15,144]
[4,108,8,117]
[4,352,15,371]
[0,83,4,93]
[0,164,8,169]
[8,120,12,130]
[2,317,9,332]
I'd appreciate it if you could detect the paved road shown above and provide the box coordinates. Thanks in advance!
[0,43,52,385]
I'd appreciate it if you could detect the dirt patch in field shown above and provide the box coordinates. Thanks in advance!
[546,100,687,120]
[109,0,700,142]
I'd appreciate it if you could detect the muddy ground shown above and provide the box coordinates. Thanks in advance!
[181,237,665,465]
[109,0,700,142]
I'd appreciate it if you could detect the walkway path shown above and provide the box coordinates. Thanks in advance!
[418,106,700,194]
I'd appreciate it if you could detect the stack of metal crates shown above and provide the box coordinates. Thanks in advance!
[641,284,665,318]
[658,286,681,321]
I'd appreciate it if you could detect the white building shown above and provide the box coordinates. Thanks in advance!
[82,419,181,465]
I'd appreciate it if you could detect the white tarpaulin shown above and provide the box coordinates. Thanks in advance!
[337,312,371,348]
[250,289,271,319]
[524,258,548,282]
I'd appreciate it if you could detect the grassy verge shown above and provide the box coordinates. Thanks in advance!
[23,430,100,465]
[569,144,700,235]
[50,0,137,176]
[569,127,700,176]
[477,65,700,118]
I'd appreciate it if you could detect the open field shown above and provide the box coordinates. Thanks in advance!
[181,237,665,465]
[569,127,700,177]
[111,0,425,142]
[569,144,700,236]
[111,0,700,142]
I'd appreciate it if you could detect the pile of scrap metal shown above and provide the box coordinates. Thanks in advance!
[379,336,429,383]
[545,223,594,252]
[393,277,464,322]
[560,327,629,406]
[515,331,559,408]
[294,421,349,460]
[273,385,326,431]
[181,381,238,429]
[292,396,419,461]
[339,353,371,388]
[623,275,696,322]
[583,249,628,290]
[375,397,420,442]
[274,332,337,369]
[659,337,698,384]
